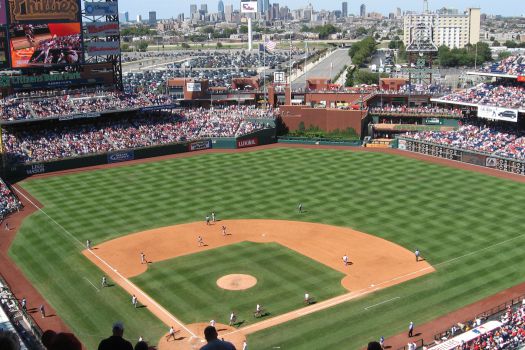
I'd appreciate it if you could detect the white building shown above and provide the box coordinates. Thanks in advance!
[403,8,480,49]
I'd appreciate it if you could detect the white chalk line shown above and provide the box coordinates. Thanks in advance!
[364,296,400,310]
[13,186,197,338]
[14,185,525,339]
[83,277,100,292]
[223,230,525,336]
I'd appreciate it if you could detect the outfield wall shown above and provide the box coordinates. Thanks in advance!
[395,137,525,176]
[2,128,277,179]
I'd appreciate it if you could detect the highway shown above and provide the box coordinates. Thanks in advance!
[291,49,352,90]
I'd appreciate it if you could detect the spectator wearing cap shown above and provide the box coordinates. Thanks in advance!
[98,322,133,350]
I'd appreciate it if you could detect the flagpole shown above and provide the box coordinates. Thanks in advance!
[304,41,308,92]
[264,34,267,108]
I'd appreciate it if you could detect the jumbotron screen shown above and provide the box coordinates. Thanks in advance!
[9,22,81,68]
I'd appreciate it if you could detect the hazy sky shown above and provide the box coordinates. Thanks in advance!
[119,0,524,19]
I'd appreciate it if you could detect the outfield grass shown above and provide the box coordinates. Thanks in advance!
[132,242,346,325]
[11,148,525,349]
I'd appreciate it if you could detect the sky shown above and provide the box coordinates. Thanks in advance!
[119,0,525,19]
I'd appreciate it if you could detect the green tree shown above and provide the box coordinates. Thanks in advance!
[239,25,248,34]
[137,41,149,52]
[216,42,223,49]
[181,42,190,49]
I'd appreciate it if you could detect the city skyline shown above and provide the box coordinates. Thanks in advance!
[119,0,524,19]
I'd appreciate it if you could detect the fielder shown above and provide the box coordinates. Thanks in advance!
[222,225,227,236]
[206,215,210,225]
[342,254,349,266]
[229,311,237,326]
[140,252,146,264]
[415,249,420,262]
[101,276,107,288]
[211,212,216,222]
[132,295,138,308]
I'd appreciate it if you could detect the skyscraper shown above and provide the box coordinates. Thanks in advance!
[342,2,348,17]
[258,0,264,13]
[148,11,156,25]
[225,4,233,22]
[218,0,225,13]
[124,11,129,22]
[360,3,366,17]
[201,4,208,14]
[190,4,197,15]
[264,0,270,12]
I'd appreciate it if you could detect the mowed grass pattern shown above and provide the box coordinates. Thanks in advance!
[10,148,525,349]
[131,242,346,324]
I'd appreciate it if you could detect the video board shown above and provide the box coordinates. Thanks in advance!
[9,22,81,67]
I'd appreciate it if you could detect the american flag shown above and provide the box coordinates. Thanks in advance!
[264,39,277,53]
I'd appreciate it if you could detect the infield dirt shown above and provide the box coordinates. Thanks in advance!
[83,219,433,349]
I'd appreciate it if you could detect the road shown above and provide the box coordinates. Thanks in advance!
[291,49,352,90]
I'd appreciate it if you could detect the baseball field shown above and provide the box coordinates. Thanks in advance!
[9,147,525,349]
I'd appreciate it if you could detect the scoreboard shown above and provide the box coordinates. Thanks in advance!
[399,138,525,176]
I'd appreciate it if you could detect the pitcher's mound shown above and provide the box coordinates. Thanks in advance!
[217,274,257,290]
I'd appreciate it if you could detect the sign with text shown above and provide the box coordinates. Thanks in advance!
[237,137,259,149]
[85,40,120,56]
[186,82,201,92]
[477,105,518,123]
[107,150,134,164]
[8,0,81,23]
[273,71,285,84]
[189,140,212,151]
[240,0,257,13]
[84,2,118,16]
[85,21,119,37]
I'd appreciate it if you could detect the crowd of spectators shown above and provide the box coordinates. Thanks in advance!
[438,82,525,110]
[0,179,21,220]
[481,54,525,76]
[0,90,175,121]
[3,106,278,164]
[405,124,525,160]
[370,105,463,118]
[425,301,525,350]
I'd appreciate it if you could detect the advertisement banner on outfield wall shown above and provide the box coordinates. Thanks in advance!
[477,105,518,123]
[108,150,134,163]
[237,137,259,149]
[240,1,258,13]
[85,22,119,37]
[189,140,212,151]
[84,2,118,16]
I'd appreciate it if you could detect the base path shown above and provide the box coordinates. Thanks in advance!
[83,219,433,349]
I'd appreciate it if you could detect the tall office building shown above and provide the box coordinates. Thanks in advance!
[136,14,142,23]
[272,3,280,20]
[190,4,197,16]
[218,0,225,13]
[225,4,233,22]
[124,11,129,22]
[403,7,480,49]
[342,2,348,17]
[360,4,366,17]
[148,11,156,25]
[264,0,270,12]
[258,0,264,13]
[201,4,208,14]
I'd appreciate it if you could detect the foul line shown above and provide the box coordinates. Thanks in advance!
[13,186,197,338]
[83,277,100,292]
[364,297,400,310]
[14,184,525,339]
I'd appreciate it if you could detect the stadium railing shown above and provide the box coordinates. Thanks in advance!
[432,294,525,343]
[277,136,362,146]
[395,338,424,350]
[0,275,45,349]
